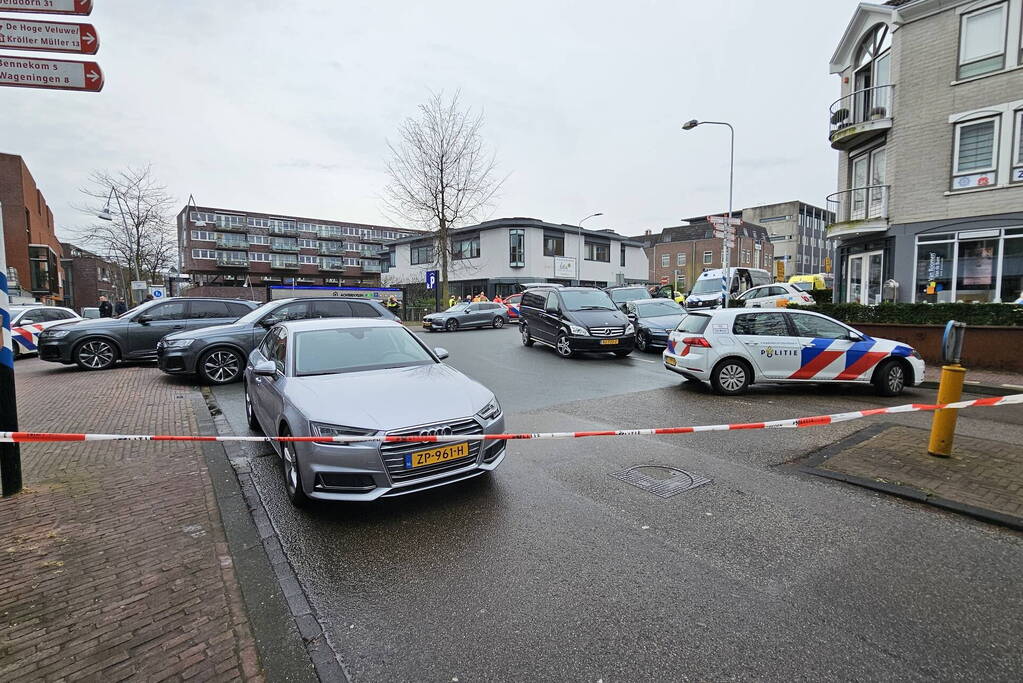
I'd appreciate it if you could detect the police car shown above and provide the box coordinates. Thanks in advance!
[662,308,924,396]
[9,305,81,358]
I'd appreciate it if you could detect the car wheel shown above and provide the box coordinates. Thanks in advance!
[636,331,650,352]
[555,333,574,358]
[521,324,534,347]
[492,316,505,329]
[74,338,118,371]
[279,427,309,508]
[445,319,458,332]
[199,347,244,385]
[874,359,906,397]
[13,343,22,361]
[710,358,751,395]
[244,382,261,431]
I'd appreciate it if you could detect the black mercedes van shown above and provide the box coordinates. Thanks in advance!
[518,287,635,358]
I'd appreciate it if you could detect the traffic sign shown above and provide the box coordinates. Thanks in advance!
[659,276,669,285]
[712,229,732,239]
[0,19,99,54]
[149,286,165,299]
[425,270,438,290]
[0,55,102,91]
[707,215,741,227]
[0,0,92,15]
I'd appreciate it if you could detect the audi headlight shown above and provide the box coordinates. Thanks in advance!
[310,422,378,444]
[568,324,588,336]
[42,329,71,339]
[476,397,502,421]
[161,338,195,349]
[625,323,635,335]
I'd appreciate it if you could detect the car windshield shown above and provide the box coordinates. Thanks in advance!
[635,300,683,316]
[560,290,616,311]
[294,326,436,376]
[691,279,725,295]
[609,288,651,303]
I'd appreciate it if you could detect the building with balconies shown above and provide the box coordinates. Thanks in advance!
[827,0,1023,304]
[176,205,419,301]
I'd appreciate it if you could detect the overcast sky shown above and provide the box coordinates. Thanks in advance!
[4,0,866,240]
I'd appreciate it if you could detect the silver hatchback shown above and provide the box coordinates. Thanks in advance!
[243,318,506,506]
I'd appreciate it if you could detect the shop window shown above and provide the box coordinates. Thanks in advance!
[915,242,955,303]
[956,236,999,302]
[1000,236,1023,303]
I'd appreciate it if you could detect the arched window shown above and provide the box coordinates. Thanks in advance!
[853,24,892,122]
[856,24,891,70]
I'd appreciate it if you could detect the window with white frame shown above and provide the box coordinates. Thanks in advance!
[677,252,686,267]
[192,249,216,259]
[191,230,215,241]
[1013,110,1023,183]
[703,251,712,265]
[298,239,319,249]
[298,255,318,264]
[248,234,270,245]
[952,116,999,189]
[957,3,1007,80]
[249,252,271,262]
[661,253,669,268]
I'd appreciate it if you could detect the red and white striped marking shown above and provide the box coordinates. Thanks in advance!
[1,394,1020,444]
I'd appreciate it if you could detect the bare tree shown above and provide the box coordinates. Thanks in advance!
[74,165,176,284]
[383,91,504,302]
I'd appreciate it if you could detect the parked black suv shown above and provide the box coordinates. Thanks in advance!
[519,287,635,358]
[37,297,260,371]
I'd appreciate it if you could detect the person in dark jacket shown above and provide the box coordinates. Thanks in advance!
[114,298,128,316]
[98,296,113,318]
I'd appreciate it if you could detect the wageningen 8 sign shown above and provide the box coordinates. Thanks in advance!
[0,0,92,15]
[0,55,102,91]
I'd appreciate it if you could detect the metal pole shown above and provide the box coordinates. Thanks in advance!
[724,123,734,309]
[576,213,603,286]
[0,202,22,496]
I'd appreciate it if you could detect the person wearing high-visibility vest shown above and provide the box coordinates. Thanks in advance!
[448,295,457,308]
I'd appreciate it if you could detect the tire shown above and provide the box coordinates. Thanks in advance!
[492,316,505,329]
[74,338,118,371]
[445,319,458,332]
[636,331,650,353]
[613,349,632,358]
[279,426,309,508]
[198,347,244,385]
[874,359,906,397]
[521,324,534,347]
[244,381,261,431]
[710,358,751,395]
[13,343,22,361]
[555,333,575,358]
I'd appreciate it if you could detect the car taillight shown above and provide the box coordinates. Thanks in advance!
[682,336,711,347]
[801,294,813,302]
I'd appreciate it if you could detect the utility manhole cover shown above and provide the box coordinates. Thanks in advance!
[609,466,711,498]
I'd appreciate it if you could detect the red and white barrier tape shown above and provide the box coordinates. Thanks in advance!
[1,394,1021,444]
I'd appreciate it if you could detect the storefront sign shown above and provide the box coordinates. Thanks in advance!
[554,257,575,278]
[926,252,943,280]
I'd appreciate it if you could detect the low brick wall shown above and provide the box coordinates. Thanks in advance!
[854,323,1023,372]
[183,285,267,303]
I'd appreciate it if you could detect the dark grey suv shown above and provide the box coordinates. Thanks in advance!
[37,297,259,371]
[157,297,397,384]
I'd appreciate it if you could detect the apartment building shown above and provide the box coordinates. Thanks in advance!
[383,217,648,298]
[60,242,125,313]
[176,205,418,301]
[737,202,836,278]
[827,0,1023,304]
[0,153,64,305]
[631,219,775,289]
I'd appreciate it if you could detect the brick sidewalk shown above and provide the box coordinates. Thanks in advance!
[0,360,263,681]
[807,424,1023,527]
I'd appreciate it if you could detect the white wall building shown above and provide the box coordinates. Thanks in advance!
[383,217,648,298]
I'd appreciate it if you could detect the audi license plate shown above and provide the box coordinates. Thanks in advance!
[600,339,619,345]
[406,442,470,469]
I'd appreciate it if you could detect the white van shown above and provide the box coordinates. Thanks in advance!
[685,268,773,310]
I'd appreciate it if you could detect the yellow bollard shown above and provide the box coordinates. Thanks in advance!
[927,364,966,457]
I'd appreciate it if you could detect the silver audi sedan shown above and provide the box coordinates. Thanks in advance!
[243,318,506,506]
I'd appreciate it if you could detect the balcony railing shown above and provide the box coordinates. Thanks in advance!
[829,84,894,140]
[216,235,249,250]
[319,259,348,271]
[216,255,249,268]
[361,261,383,272]
[826,184,890,225]
[358,248,382,258]
[269,226,299,237]
[318,244,348,256]
[270,257,299,269]
[271,239,299,252]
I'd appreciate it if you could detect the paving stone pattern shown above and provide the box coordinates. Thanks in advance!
[0,361,263,681]
[823,424,1023,519]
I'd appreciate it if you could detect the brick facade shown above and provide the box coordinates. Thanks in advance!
[0,153,64,304]
[59,243,126,314]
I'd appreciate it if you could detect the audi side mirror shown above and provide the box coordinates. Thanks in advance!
[260,316,280,329]
[136,314,152,325]
[254,360,277,376]
[434,347,450,360]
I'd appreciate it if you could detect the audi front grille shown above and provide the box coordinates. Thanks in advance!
[380,417,483,482]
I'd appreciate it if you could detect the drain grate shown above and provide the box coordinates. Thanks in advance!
[609,465,712,498]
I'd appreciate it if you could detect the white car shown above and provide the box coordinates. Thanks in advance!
[662,308,925,396]
[9,305,81,358]
[735,283,814,308]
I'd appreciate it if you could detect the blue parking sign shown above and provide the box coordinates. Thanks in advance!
[425,270,439,290]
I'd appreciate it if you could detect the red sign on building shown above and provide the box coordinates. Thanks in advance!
[0,0,92,15]
[0,55,102,91]
[0,19,98,54]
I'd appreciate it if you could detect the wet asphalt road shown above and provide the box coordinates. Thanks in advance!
[211,326,1023,681]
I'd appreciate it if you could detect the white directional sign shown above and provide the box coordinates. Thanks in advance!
[0,18,99,54]
[707,215,741,227]
[0,55,102,91]
[0,0,92,15]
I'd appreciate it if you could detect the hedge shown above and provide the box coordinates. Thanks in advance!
[788,302,1023,327]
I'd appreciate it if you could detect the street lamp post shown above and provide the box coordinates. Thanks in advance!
[577,212,603,286]
[683,119,734,308]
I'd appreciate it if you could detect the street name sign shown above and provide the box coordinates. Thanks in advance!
[0,18,98,54]
[0,0,92,15]
[0,55,102,91]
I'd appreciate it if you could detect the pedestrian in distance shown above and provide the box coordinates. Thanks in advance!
[493,294,504,305]
[98,295,113,318]
[385,295,401,318]
[464,295,472,303]
[144,294,154,302]
[448,295,457,308]
[114,298,128,316]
